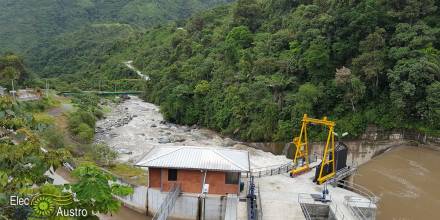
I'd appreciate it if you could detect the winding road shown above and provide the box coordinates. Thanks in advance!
[124,61,150,81]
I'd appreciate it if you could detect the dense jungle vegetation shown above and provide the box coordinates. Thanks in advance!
[0,93,134,219]
[3,0,440,142]
[0,0,232,90]
[1,0,440,218]
[131,0,440,141]
[0,0,233,53]
[0,55,140,218]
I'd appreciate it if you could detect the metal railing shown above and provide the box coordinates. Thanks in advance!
[344,196,376,220]
[327,166,357,185]
[347,203,367,220]
[329,200,346,220]
[152,184,181,220]
[334,180,378,206]
[256,183,263,220]
[244,155,321,179]
[297,193,332,205]
[297,193,332,220]
[300,202,312,220]
[297,193,348,220]
[247,176,258,220]
[244,162,294,178]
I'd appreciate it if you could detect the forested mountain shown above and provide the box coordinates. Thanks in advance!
[0,0,234,53]
[5,0,440,142]
[125,0,439,141]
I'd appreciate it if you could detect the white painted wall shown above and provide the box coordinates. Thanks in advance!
[148,188,232,220]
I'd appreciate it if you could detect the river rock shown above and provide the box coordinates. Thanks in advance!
[171,136,186,142]
[158,137,170,144]
[223,138,236,146]
[233,143,250,150]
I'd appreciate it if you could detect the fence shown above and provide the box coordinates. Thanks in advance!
[245,162,294,178]
[333,180,378,206]
[247,176,259,220]
[298,193,346,220]
[224,194,238,220]
[244,155,320,179]
[344,196,376,220]
[152,184,181,220]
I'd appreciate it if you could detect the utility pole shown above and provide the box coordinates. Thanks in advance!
[11,79,16,99]
[45,79,49,98]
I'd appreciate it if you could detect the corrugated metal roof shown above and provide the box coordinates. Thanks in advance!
[135,146,250,172]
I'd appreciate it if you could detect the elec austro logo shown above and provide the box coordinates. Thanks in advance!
[9,193,88,217]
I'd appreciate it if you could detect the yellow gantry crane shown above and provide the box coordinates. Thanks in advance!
[291,114,336,184]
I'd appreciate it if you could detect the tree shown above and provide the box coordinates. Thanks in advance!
[226,26,253,49]
[387,22,439,118]
[384,0,437,23]
[0,54,26,86]
[425,82,440,129]
[352,28,387,89]
[301,38,331,82]
[293,83,322,116]
[0,97,70,219]
[91,144,118,166]
[233,0,262,32]
[335,67,366,112]
[70,165,133,215]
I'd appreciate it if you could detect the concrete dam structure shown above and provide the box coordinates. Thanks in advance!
[94,96,382,220]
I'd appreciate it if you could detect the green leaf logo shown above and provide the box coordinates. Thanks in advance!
[30,193,73,217]
[31,196,55,217]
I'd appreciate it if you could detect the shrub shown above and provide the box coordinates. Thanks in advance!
[42,127,66,149]
[90,144,118,166]
[76,123,94,143]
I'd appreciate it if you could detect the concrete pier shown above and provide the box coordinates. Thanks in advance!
[256,168,377,220]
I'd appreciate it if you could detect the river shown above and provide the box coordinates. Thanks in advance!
[95,96,290,168]
[354,146,440,220]
[93,96,290,219]
[96,96,440,220]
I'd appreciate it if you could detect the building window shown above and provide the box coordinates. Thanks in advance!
[225,172,239,184]
[168,169,177,181]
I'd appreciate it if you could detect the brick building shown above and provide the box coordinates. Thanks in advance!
[136,146,250,195]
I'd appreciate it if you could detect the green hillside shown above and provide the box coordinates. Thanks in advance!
[6,0,440,142]
[0,0,234,53]
[125,0,439,141]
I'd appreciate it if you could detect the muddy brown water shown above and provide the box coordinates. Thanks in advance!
[354,146,440,220]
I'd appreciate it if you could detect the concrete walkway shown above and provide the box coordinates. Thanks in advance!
[257,168,371,220]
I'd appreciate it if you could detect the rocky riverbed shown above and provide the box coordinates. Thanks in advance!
[94,96,290,168]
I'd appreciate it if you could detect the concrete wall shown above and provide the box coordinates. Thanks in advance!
[302,204,330,220]
[249,126,440,162]
[149,168,240,195]
[147,188,228,220]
